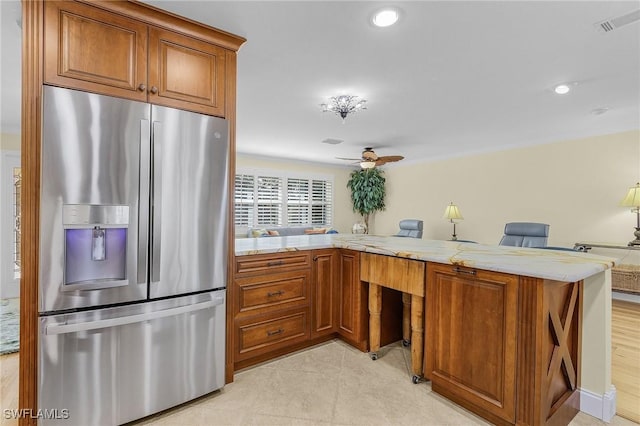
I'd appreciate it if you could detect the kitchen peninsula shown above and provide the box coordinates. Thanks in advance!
[233,234,616,425]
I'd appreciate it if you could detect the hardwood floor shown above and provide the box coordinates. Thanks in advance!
[0,352,18,426]
[1,301,638,424]
[612,299,640,423]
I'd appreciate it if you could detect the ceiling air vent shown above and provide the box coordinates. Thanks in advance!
[321,138,343,145]
[595,9,640,33]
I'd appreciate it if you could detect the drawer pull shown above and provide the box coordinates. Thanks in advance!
[267,328,284,336]
[267,261,284,267]
[267,290,284,297]
[453,267,476,275]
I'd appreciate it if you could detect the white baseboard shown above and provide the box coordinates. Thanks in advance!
[580,386,616,422]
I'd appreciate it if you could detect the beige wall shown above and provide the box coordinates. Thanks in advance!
[236,154,359,235]
[376,130,640,247]
[0,132,20,151]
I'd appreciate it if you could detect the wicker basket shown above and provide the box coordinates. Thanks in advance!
[612,264,640,294]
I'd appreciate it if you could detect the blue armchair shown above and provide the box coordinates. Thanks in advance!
[499,222,549,248]
[396,219,423,238]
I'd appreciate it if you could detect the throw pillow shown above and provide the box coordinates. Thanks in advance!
[251,229,268,238]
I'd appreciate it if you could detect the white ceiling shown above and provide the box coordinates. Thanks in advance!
[2,1,639,167]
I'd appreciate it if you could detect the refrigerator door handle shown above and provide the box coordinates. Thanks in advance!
[45,296,224,335]
[151,121,162,284]
[138,119,151,284]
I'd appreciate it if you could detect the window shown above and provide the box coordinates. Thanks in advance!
[12,167,21,279]
[1,151,21,298]
[235,170,333,228]
[234,174,254,227]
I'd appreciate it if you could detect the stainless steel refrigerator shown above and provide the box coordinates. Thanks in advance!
[38,85,229,425]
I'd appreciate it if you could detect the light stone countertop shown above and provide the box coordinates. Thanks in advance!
[235,234,616,282]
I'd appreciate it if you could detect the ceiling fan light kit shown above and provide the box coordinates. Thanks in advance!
[320,95,367,122]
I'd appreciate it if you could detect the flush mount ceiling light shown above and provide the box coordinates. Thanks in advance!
[553,82,579,95]
[372,8,399,27]
[320,95,367,122]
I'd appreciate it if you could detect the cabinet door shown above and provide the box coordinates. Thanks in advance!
[44,1,148,101]
[148,27,227,117]
[311,249,338,338]
[426,263,518,424]
[337,250,367,350]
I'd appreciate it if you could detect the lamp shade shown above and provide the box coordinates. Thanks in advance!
[620,182,640,207]
[443,203,463,221]
[360,161,376,169]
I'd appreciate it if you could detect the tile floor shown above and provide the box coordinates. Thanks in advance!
[131,340,637,426]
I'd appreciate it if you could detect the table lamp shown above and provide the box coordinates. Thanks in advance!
[443,202,463,241]
[620,182,640,246]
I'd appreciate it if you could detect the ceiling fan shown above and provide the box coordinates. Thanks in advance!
[337,147,404,168]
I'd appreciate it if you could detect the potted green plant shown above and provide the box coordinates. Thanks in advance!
[346,168,386,234]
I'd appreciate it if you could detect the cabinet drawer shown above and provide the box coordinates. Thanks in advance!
[236,309,309,361]
[235,252,311,275]
[236,270,309,315]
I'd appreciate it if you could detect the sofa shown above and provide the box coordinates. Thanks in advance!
[247,226,337,238]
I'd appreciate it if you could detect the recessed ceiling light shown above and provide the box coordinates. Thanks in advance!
[554,84,571,95]
[372,8,399,27]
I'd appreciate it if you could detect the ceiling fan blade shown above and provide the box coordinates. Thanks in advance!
[336,156,364,161]
[375,155,404,165]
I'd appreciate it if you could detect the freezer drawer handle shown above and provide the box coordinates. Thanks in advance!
[267,328,284,336]
[267,290,284,297]
[45,297,224,335]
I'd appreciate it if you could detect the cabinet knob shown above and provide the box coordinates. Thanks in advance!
[150,86,159,94]
[137,83,146,92]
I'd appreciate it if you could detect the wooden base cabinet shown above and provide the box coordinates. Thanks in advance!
[426,263,518,424]
[232,252,312,369]
[232,249,403,370]
[311,249,339,338]
[337,250,368,350]
[426,262,582,426]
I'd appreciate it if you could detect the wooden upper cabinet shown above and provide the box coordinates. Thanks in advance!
[44,1,148,101]
[44,1,230,117]
[148,28,226,116]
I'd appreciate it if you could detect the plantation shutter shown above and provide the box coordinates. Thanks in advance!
[287,178,310,225]
[311,179,332,225]
[257,176,282,225]
[233,171,333,229]
[234,174,254,226]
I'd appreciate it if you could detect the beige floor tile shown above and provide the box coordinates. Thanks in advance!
[251,368,339,422]
[265,340,345,376]
[5,338,638,426]
[242,413,332,425]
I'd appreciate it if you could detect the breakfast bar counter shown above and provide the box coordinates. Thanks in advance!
[234,235,617,425]
[235,234,613,282]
